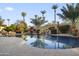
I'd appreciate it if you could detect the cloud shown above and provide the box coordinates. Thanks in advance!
[4,7,14,11]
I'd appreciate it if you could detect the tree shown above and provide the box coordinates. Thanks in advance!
[52,4,58,23]
[7,19,10,26]
[30,15,47,29]
[0,16,4,26]
[57,3,79,28]
[21,12,26,21]
[16,20,27,33]
[9,24,16,31]
[40,10,46,20]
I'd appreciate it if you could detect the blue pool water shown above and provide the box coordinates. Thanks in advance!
[25,35,79,49]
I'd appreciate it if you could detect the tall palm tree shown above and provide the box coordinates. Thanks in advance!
[21,12,26,21]
[7,19,10,26]
[40,10,46,20]
[52,4,58,23]
[52,5,58,49]
[57,3,79,28]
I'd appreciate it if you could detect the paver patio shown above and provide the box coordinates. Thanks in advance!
[0,37,79,56]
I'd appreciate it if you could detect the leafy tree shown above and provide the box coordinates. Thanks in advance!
[9,24,16,31]
[16,20,27,33]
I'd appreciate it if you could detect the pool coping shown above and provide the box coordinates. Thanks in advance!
[50,34,79,39]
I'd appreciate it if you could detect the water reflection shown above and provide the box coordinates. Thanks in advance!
[30,34,33,38]
[26,35,63,49]
[25,34,79,49]
[30,34,45,48]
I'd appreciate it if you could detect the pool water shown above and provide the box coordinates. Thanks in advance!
[25,35,79,49]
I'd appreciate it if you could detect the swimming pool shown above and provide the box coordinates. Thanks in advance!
[25,35,79,49]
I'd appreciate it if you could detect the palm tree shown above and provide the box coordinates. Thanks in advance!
[7,19,10,26]
[40,10,46,20]
[52,4,58,23]
[34,15,38,19]
[30,15,47,29]
[21,12,26,21]
[57,3,79,28]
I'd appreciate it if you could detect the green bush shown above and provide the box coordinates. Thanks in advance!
[59,25,70,33]
[4,27,11,32]
[4,24,16,32]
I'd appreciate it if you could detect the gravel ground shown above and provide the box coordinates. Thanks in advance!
[0,37,79,56]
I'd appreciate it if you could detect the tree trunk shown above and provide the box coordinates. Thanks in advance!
[72,21,76,29]
[23,17,25,22]
[8,21,9,26]
[71,21,77,35]
[54,10,56,24]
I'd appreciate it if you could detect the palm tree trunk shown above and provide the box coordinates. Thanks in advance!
[23,17,25,22]
[42,14,45,20]
[54,10,56,24]
[8,21,9,26]
[71,21,76,35]
[72,20,76,29]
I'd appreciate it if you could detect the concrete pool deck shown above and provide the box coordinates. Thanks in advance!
[0,37,79,56]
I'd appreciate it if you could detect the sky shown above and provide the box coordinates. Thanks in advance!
[0,3,66,26]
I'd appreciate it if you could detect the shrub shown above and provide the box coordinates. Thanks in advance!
[59,25,70,33]
[71,29,78,36]
[16,21,27,33]
[4,24,16,32]
[4,27,12,32]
